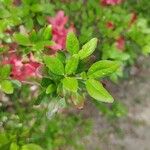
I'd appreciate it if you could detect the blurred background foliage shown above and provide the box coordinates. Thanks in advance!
[0,0,150,149]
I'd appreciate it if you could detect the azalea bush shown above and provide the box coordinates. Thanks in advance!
[0,0,149,149]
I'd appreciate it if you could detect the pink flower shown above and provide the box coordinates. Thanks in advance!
[115,36,125,50]
[3,53,41,81]
[101,0,122,6]
[47,11,75,52]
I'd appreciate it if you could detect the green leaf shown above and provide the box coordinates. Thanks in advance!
[43,55,64,75]
[0,132,9,147]
[21,144,43,150]
[78,38,98,60]
[46,84,56,94]
[30,4,43,12]
[87,60,120,79]
[14,33,31,46]
[66,32,79,55]
[10,142,19,150]
[86,79,114,103]
[56,51,66,63]
[42,25,52,40]
[0,80,14,94]
[0,8,10,18]
[65,54,79,75]
[0,65,11,79]
[62,77,78,92]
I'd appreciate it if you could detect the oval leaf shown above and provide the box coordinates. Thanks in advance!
[62,77,78,92]
[78,38,98,60]
[43,55,64,75]
[13,33,31,46]
[65,55,79,75]
[66,32,79,55]
[88,60,120,79]
[86,79,114,103]
[0,80,14,94]
[46,84,56,94]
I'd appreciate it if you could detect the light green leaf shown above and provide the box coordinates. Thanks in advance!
[10,142,19,150]
[21,144,43,150]
[46,84,56,94]
[86,79,114,103]
[0,8,10,18]
[14,33,31,46]
[62,77,78,92]
[0,65,11,79]
[0,80,14,94]
[30,4,43,12]
[43,55,64,75]
[66,32,79,55]
[87,60,120,79]
[78,38,98,60]
[42,25,52,40]
[65,54,79,75]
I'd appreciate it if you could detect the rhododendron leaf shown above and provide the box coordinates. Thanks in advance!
[21,143,43,150]
[0,8,10,18]
[33,41,53,51]
[86,79,114,103]
[62,77,78,92]
[29,30,37,42]
[65,54,79,75]
[36,15,45,26]
[43,55,64,75]
[30,4,43,12]
[56,52,66,63]
[87,60,120,79]
[0,65,11,78]
[14,33,31,46]
[78,38,98,60]
[0,80,14,94]
[25,17,33,31]
[66,32,79,55]
[46,84,56,94]
[42,25,52,40]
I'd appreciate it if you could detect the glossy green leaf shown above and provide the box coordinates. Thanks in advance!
[0,80,14,94]
[43,55,64,75]
[87,60,120,79]
[66,32,79,55]
[42,25,52,40]
[0,65,11,79]
[62,77,78,92]
[65,54,79,75]
[78,38,98,60]
[86,79,114,103]
[14,33,31,46]
[46,84,56,94]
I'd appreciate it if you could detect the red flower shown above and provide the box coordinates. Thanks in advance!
[115,36,125,50]
[47,11,75,52]
[3,53,41,81]
[101,0,122,6]
[106,21,115,30]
